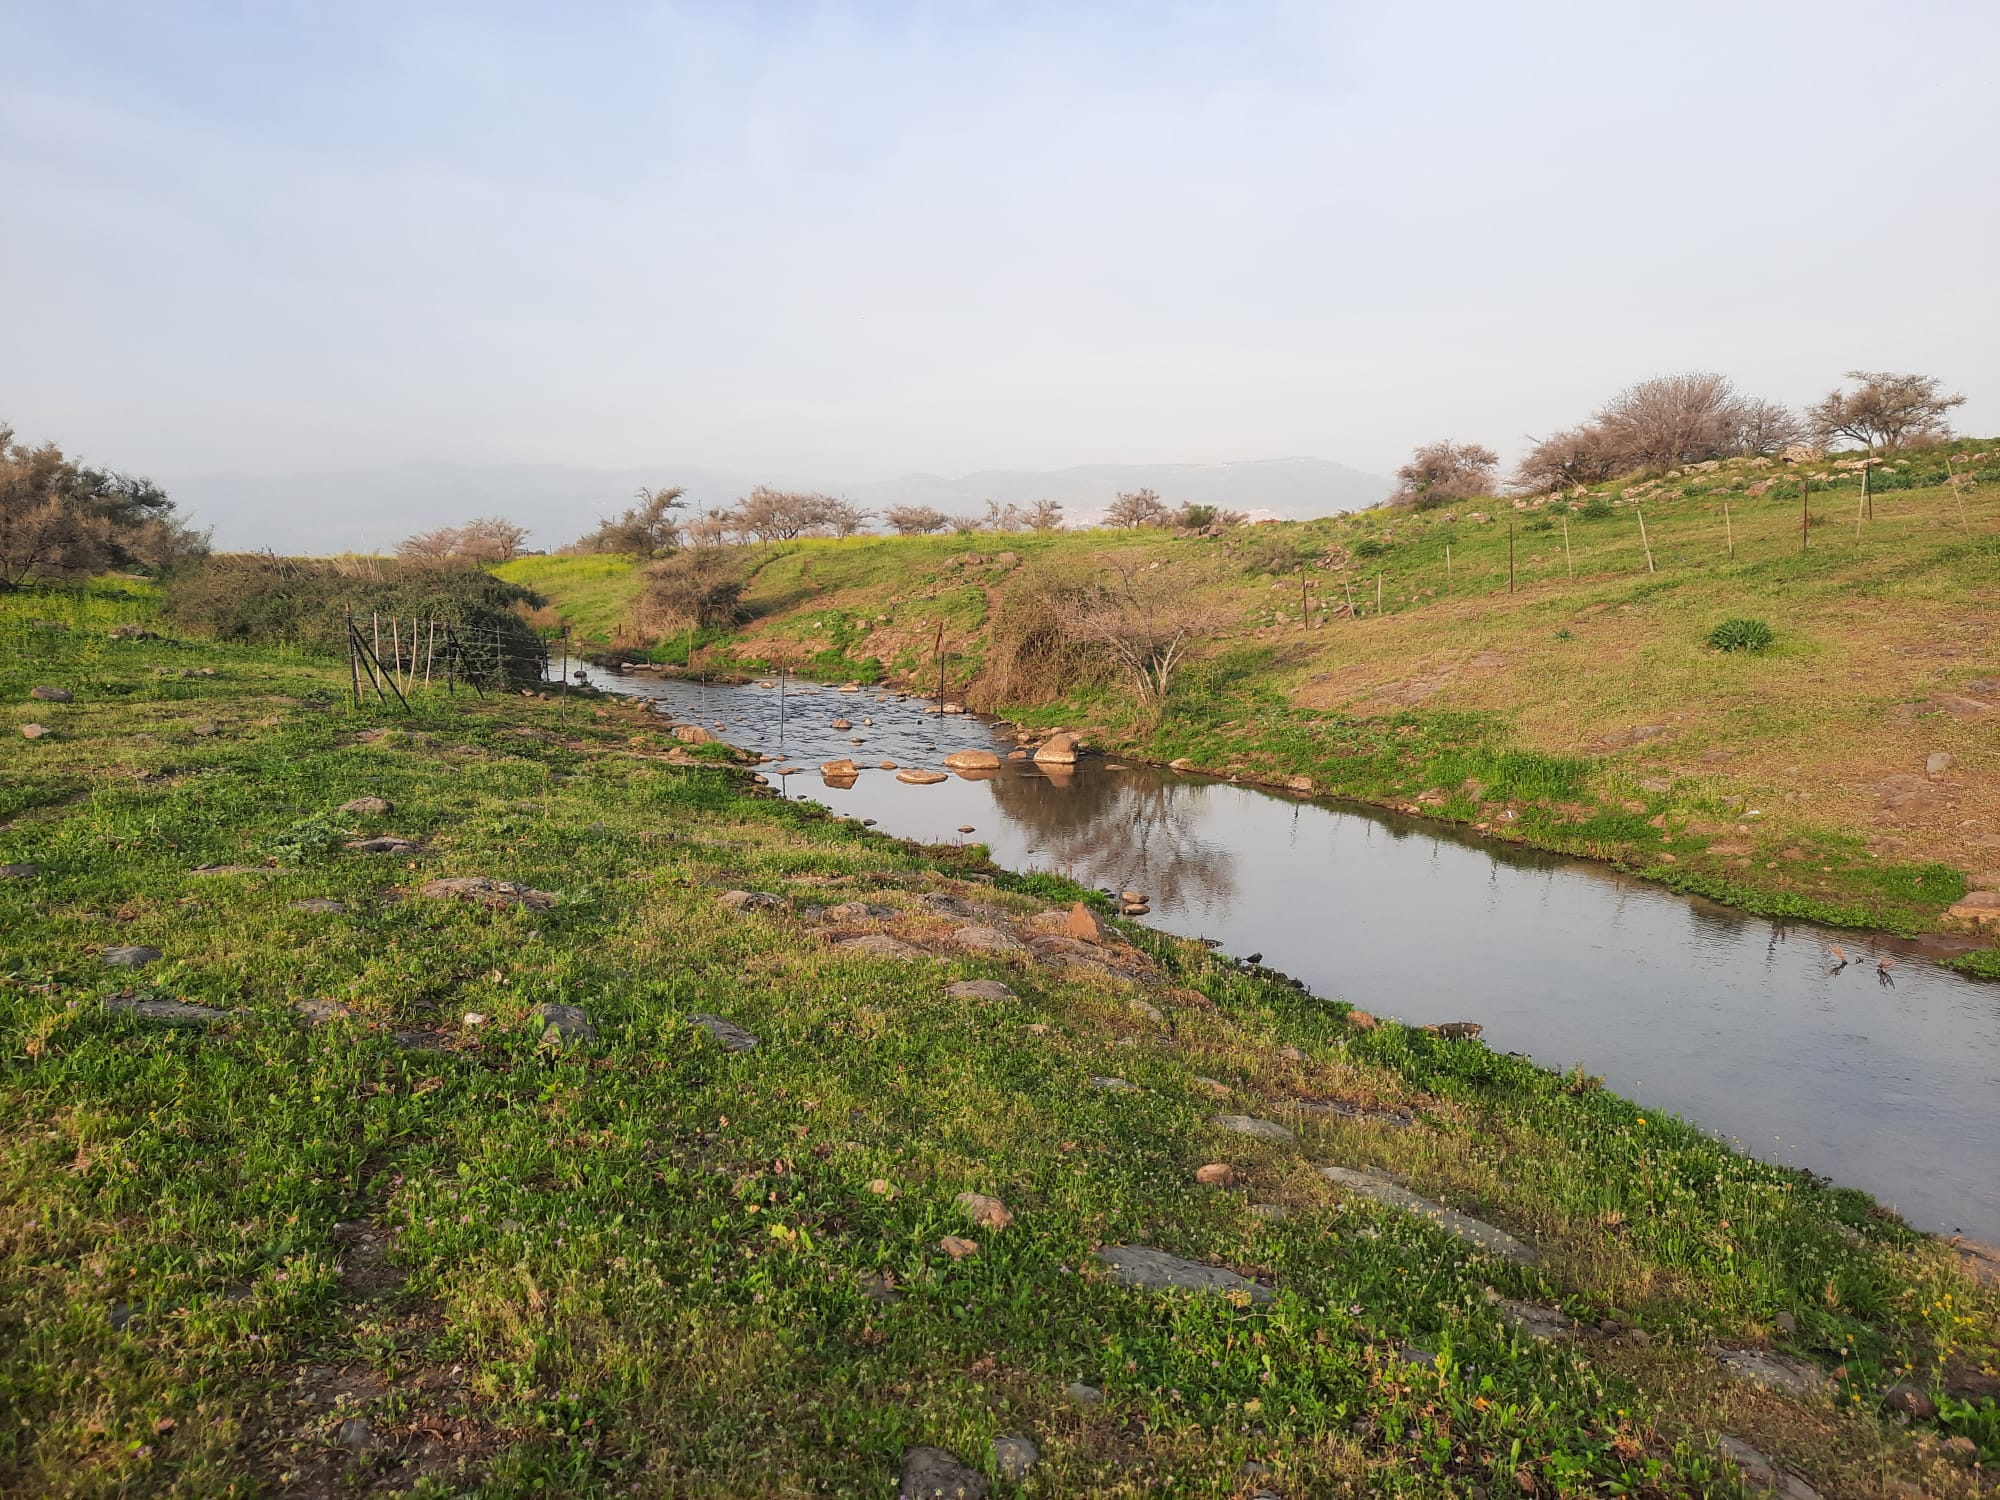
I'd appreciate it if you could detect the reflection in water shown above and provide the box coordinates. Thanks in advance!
[987,768,1237,911]
[583,668,2000,1242]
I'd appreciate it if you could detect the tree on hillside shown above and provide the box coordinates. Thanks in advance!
[639,547,745,632]
[1057,555,1228,703]
[1511,372,1803,491]
[1392,440,1499,509]
[883,503,950,535]
[395,516,530,564]
[0,424,206,589]
[1103,488,1172,527]
[1023,498,1065,531]
[728,487,870,541]
[1807,371,1966,452]
[1512,425,1622,493]
[578,486,686,556]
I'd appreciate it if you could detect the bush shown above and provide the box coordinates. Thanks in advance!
[638,549,746,633]
[161,554,548,685]
[1579,497,1615,520]
[1707,617,1774,653]
[1353,537,1390,559]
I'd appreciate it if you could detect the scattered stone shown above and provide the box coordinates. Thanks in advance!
[0,863,39,879]
[1065,903,1110,944]
[106,995,223,1022]
[1774,1310,1797,1336]
[420,876,558,910]
[1486,1291,1577,1341]
[1195,1163,1236,1187]
[1714,1347,1833,1400]
[943,749,1001,770]
[718,889,784,912]
[956,1191,1014,1231]
[946,979,1013,1001]
[923,893,971,915]
[990,1436,1038,1482]
[1318,1166,1538,1264]
[337,1417,377,1455]
[1168,757,1194,771]
[293,998,353,1024]
[899,1447,990,1500]
[688,1013,758,1052]
[531,1002,596,1046]
[1249,1203,1290,1221]
[1126,998,1164,1024]
[28,686,72,702]
[190,722,221,737]
[1925,752,1955,777]
[896,767,948,784]
[1881,1381,1936,1420]
[1277,1044,1304,1062]
[1094,1245,1272,1302]
[957,824,976,834]
[1396,1343,1436,1368]
[392,1031,445,1051]
[1433,1021,1483,1041]
[346,837,422,855]
[827,900,893,920]
[1194,1076,1232,1098]
[19,723,51,740]
[1345,1009,1377,1030]
[672,725,714,744]
[1213,1114,1295,1144]
[1950,1234,2000,1285]
[189,863,272,876]
[837,933,924,959]
[1717,1435,1822,1499]
[953,924,1025,954]
[830,719,853,731]
[867,1178,895,1197]
[101,945,163,969]
[1946,890,2000,923]
[821,758,859,776]
[939,1235,979,1260]
[1287,775,1313,793]
[1064,1381,1104,1406]
[1033,732,1080,766]
[1090,1076,1136,1092]
[288,898,347,914]
[339,796,394,815]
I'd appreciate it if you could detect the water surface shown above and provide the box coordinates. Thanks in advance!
[587,667,2000,1242]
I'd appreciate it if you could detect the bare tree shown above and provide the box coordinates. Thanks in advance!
[1512,426,1622,493]
[639,547,745,631]
[980,499,1032,532]
[1024,498,1065,531]
[0,424,203,588]
[1729,398,1806,456]
[455,516,531,562]
[1596,372,1756,470]
[1058,556,1229,705]
[395,527,463,562]
[1102,488,1172,528]
[729,487,868,541]
[883,503,950,535]
[1392,440,1499,509]
[578,486,686,556]
[1808,371,1967,452]
[684,511,735,547]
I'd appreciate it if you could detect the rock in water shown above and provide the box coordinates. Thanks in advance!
[1033,733,1080,766]
[1094,1245,1272,1302]
[943,749,1000,770]
[896,767,948,785]
[898,1447,990,1500]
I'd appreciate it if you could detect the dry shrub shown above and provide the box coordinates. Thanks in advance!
[638,549,745,633]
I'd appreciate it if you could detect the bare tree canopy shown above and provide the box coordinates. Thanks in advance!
[396,515,530,563]
[1513,372,1802,491]
[1392,440,1499,509]
[1023,498,1065,531]
[1102,488,1173,528]
[577,486,687,556]
[0,424,207,589]
[727,487,870,541]
[883,503,950,535]
[1807,371,1966,452]
[1057,555,1228,704]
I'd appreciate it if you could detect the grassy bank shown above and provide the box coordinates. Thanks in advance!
[501,444,2000,962]
[3,592,1998,1496]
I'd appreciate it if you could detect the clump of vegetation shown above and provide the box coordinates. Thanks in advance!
[396,516,531,563]
[1391,439,1498,509]
[1514,371,1803,492]
[1579,496,1615,520]
[261,812,345,862]
[160,554,547,684]
[1707,617,1774,653]
[638,547,746,633]
[571,487,686,556]
[0,423,208,589]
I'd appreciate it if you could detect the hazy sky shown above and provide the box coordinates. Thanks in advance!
[5,0,1996,489]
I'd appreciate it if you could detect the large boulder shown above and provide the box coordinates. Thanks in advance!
[1033,732,1081,766]
[896,768,948,785]
[942,749,1001,771]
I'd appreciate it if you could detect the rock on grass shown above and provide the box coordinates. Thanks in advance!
[420,876,558,910]
[1095,1245,1273,1302]
[532,1002,596,1046]
[1212,1114,1294,1144]
[945,979,1013,1001]
[1318,1165,1539,1264]
[990,1436,1038,1481]
[688,1013,758,1052]
[101,946,162,969]
[898,1446,989,1500]
[106,996,224,1023]
[955,1191,1013,1230]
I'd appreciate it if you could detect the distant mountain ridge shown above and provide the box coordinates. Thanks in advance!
[171,456,1391,554]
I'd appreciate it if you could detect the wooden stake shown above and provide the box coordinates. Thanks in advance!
[1343,577,1355,617]
[1800,472,1810,551]
[391,616,403,692]
[1445,543,1452,592]
[1507,522,1516,593]
[424,619,436,687]
[1561,511,1573,578]
[1376,572,1383,614]
[1861,456,1872,520]
[1300,577,1309,630]
[1723,502,1734,560]
[1636,504,1655,573]
[373,612,381,672]
[1945,453,1971,531]
[346,608,362,706]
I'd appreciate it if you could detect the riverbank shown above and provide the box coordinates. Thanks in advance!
[499,444,2000,970]
[3,609,1997,1494]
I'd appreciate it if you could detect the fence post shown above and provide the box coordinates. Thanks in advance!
[1561,512,1573,578]
[345,608,362,706]
[1507,522,1516,593]
[1723,502,1734,560]
[1636,504,1655,573]
[1800,472,1810,552]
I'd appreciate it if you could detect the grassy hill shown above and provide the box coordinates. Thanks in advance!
[499,442,2000,964]
[2,607,1996,1495]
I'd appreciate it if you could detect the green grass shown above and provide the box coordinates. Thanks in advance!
[1,603,1996,1495]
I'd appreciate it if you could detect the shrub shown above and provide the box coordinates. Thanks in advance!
[1353,538,1390,559]
[638,549,746,633]
[1579,497,1614,520]
[1707,617,1774,653]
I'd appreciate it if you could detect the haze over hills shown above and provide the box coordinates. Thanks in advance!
[171,456,1392,554]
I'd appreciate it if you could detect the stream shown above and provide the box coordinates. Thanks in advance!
[584,666,2000,1244]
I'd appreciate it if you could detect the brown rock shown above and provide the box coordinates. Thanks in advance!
[672,724,714,744]
[1345,1008,1377,1030]
[896,767,948,785]
[1947,890,2000,922]
[943,749,1001,770]
[939,1234,979,1260]
[28,686,72,702]
[1065,902,1110,944]
[955,1191,1014,1230]
[19,723,51,740]
[1194,1163,1236,1187]
[1033,732,1080,766]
